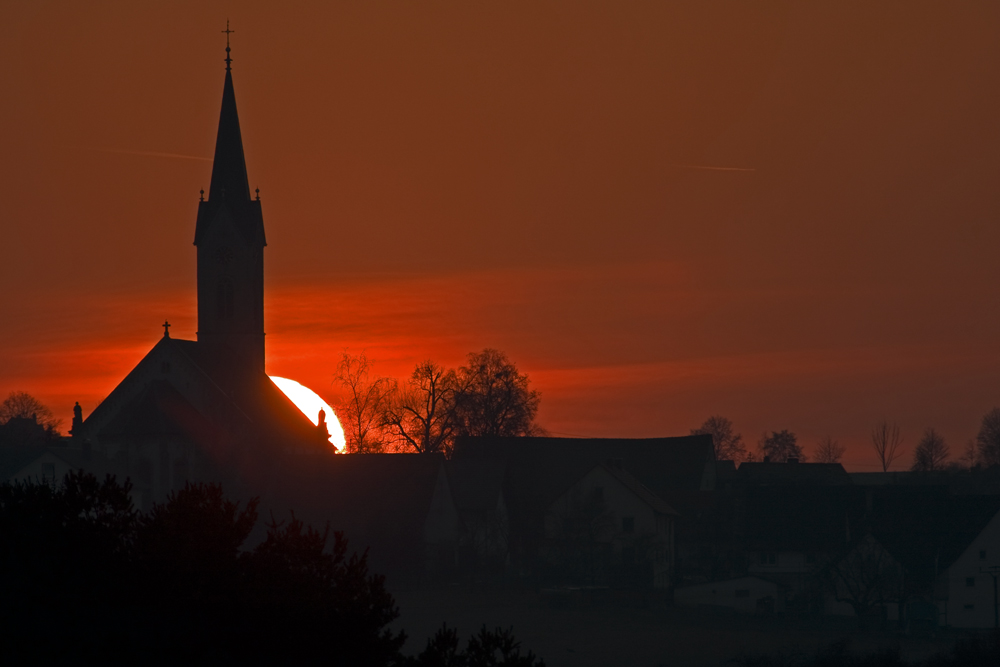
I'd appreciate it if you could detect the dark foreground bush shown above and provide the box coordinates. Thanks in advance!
[734,632,1000,667]
[0,472,404,665]
[405,624,545,667]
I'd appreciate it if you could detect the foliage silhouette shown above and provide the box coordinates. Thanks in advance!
[406,624,545,667]
[0,473,406,665]
[814,436,846,464]
[976,408,1000,468]
[383,361,460,455]
[758,430,805,462]
[911,428,949,472]
[455,349,542,439]
[0,389,62,432]
[692,415,748,461]
[871,420,905,472]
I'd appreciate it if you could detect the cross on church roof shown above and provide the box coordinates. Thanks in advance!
[223,20,235,71]
[163,320,171,338]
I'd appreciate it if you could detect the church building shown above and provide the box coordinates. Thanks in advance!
[78,43,330,509]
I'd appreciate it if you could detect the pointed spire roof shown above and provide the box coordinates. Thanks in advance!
[194,32,265,249]
[208,58,251,203]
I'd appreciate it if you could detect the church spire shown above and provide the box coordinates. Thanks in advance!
[208,25,250,203]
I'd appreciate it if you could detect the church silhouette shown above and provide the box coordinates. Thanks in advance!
[77,42,330,509]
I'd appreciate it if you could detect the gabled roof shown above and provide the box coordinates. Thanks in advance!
[85,337,325,458]
[737,486,867,553]
[866,489,1000,584]
[99,379,225,445]
[452,435,711,548]
[452,434,715,498]
[599,464,678,516]
[736,461,852,487]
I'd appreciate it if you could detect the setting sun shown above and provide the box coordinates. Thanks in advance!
[270,376,346,451]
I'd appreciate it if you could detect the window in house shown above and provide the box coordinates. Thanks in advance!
[622,547,635,564]
[622,516,635,534]
[806,553,817,564]
[964,604,975,611]
[161,362,171,374]
[759,553,777,566]
[735,589,750,598]
[41,463,55,481]
[981,550,987,560]
[593,487,604,502]
[966,577,975,587]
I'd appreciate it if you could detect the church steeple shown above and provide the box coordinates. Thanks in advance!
[194,30,267,375]
[208,63,251,203]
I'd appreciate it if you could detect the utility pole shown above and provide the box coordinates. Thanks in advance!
[981,566,1000,629]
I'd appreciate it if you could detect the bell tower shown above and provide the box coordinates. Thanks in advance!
[193,32,266,374]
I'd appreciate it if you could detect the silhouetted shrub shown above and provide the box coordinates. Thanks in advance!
[0,472,405,665]
[405,623,545,667]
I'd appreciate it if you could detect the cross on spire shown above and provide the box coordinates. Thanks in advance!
[223,20,234,71]
[163,320,171,338]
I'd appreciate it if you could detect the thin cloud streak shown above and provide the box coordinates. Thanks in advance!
[669,164,757,172]
[86,147,213,162]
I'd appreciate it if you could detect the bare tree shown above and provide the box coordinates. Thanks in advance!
[961,438,979,469]
[455,349,543,438]
[758,430,805,462]
[827,533,904,626]
[332,352,394,454]
[0,391,61,433]
[976,408,1000,468]
[381,361,459,455]
[871,420,904,472]
[911,427,949,472]
[691,416,747,461]
[814,436,846,464]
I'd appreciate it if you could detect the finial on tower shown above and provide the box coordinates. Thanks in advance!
[222,20,235,71]
[255,187,260,200]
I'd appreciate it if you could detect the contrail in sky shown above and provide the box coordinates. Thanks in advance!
[671,164,756,172]
[86,147,212,162]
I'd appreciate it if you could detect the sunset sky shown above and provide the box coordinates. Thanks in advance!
[3,2,1000,469]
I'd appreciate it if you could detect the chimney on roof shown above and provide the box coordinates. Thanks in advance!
[763,456,771,463]
[787,457,799,464]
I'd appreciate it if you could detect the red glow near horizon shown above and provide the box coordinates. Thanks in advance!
[3,4,1000,471]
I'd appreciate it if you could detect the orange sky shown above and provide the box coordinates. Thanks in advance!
[3,2,1000,470]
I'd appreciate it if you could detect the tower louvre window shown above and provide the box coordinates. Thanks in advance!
[218,279,235,319]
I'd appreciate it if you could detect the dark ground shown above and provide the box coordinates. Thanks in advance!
[391,589,960,667]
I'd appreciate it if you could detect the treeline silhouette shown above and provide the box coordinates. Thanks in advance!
[691,409,1000,471]
[735,635,1000,667]
[0,472,543,666]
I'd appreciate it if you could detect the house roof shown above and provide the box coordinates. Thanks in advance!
[866,489,1000,584]
[452,434,715,496]
[99,380,225,445]
[736,461,852,487]
[451,435,710,548]
[92,337,324,454]
[737,486,867,553]
[599,464,678,516]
